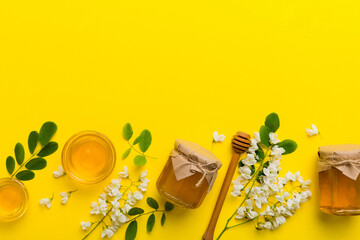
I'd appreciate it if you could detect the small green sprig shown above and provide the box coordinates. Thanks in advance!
[125,197,174,240]
[6,121,58,181]
[122,123,156,166]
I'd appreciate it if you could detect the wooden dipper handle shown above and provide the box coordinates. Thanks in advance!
[202,131,251,240]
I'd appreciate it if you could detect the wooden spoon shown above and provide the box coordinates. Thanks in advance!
[203,131,251,240]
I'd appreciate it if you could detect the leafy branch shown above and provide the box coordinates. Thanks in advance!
[122,123,156,166]
[216,113,298,239]
[125,198,174,240]
[6,122,58,181]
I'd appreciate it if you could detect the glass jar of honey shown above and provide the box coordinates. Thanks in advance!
[157,139,222,209]
[62,131,116,184]
[319,144,360,215]
[0,178,29,222]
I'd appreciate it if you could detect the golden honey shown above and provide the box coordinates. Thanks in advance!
[0,178,29,222]
[157,159,209,208]
[62,131,116,184]
[157,139,222,209]
[319,144,360,215]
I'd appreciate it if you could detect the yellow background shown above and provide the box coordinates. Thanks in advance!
[0,0,359,239]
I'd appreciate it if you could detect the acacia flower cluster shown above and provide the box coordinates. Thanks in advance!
[217,113,312,239]
[81,166,149,240]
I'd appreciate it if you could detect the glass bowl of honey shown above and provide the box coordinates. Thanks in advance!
[0,178,29,222]
[62,131,116,184]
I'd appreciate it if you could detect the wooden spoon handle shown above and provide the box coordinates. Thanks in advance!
[202,152,240,240]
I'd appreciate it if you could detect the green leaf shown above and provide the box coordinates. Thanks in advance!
[122,148,131,160]
[133,136,141,145]
[139,130,152,153]
[238,159,244,168]
[259,125,271,147]
[15,143,25,165]
[161,213,166,226]
[6,156,15,175]
[39,121,57,146]
[277,139,298,155]
[25,158,47,170]
[37,142,58,157]
[123,123,133,141]
[147,197,159,210]
[265,112,280,132]
[165,202,174,211]
[128,207,144,216]
[16,170,35,181]
[28,131,39,154]
[147,214,155,233]
[125,220,137,240]
[255,145,265,162]
[134,155,147,166]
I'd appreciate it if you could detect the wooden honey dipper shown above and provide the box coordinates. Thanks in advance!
[203,131,251,240]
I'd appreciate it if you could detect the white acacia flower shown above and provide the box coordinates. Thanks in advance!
[275,215,286,225]
[231,179,244,197]
[111,200,120,210]
[306,124,319,136]
[242,154,257,166]
[245,199,253,209]
[270,145,285,158]
[285,172,296,182]
[60,192,69,204]
[254,132,261,143]
[213,131,225,142]
[81,221,92,231]
[247,210,258,219]
[275,191,289,203]
[111,210,128,224]
[101,228,114,239]
[117,212,129,224]
[53,165,65,178]
[127,192,137,205]
[39,196,53,209]
[133,191,143,200]
[118,166,129,178]
[99,192,107,200]
[269,132,280,145]
[248,139,259,153]
[261,206,274,216]
[138,182,148,192]
[140,170,148,179]
[239,166,252,180]
[261,221,273,230]
[235,207,246,219]
[90,202,100,215]
[121,204,132,214]
[99,200,108,216]
[301,180,312,189]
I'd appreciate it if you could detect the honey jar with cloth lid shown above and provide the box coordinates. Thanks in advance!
[319,144,360,215]
[156,139,222,209]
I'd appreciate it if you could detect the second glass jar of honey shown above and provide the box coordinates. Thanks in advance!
[319,144,360,215]
[157,139,222,209]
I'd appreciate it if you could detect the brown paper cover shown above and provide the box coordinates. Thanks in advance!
[170,139,222,191]
[318,144,360,180]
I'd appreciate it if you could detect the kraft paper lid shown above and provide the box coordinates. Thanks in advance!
[170,139,222,191]
[318,144,360,180]
[175,139,222,169]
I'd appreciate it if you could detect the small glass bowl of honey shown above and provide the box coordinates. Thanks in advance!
[0,178,29,222]
[62,131,116,184]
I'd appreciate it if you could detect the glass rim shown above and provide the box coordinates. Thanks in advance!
[61,130,116,185]
[0,177,29,222]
